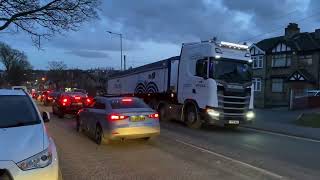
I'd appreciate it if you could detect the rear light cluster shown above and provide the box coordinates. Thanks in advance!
[61,97,71,106]
[148,113,159,119]
[107,113,159,121]
[108,114,128,121]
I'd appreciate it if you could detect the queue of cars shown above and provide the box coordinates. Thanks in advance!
[33,89,161,144]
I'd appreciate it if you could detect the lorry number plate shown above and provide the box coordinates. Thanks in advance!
[228,120,239,124]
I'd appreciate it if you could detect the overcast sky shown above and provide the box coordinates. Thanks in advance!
[0,0,319,70]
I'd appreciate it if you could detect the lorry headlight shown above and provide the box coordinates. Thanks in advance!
[207,109,220,117]
[17,146,52,171]
[246,111,255,120]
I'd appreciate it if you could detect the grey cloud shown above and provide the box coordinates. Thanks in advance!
[102,0,247,42]
[65,49,109,59]
[101,0,311,43]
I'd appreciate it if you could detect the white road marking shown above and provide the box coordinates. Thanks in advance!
[175,139,284,179]
[241,127,320,143]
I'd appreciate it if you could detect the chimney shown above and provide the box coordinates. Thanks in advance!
[315,29,320,39]
[285,23,300,38]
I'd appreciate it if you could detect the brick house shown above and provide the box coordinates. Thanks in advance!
[250,23,320,108]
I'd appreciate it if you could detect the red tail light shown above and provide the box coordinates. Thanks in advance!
[108,114,128,121]
[48,97,53,100]
[74,96,81,100]
[61,97,70,106]
[122,98,132,102]
[148,113,159,119]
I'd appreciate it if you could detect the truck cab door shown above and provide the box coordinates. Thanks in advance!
[179,56,209,109]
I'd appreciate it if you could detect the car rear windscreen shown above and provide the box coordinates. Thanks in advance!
[0,96,40,128]
[110,98,149,109]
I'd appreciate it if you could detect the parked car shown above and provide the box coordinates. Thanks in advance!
[76,96,160,145]
[52,92,88,118]
[0,89,61,180]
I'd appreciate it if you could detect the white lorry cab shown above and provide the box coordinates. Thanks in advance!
[107,40,255,129]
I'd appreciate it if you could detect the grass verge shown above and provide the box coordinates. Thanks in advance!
[296,113,320,128]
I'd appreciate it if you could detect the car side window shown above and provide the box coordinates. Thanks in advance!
[195,58,208,78]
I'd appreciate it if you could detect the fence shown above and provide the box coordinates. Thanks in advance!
[290,89,320,110]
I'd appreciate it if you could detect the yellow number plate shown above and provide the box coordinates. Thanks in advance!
[130,116,145,122]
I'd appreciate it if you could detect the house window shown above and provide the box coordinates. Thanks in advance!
[272,54,291,67]
[271,78,284,92]
[252,55,263,69]
[299,55,312,65]
[252,78,261,91]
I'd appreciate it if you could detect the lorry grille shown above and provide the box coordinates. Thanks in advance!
[218,90,250,119]
[0,169,12,180]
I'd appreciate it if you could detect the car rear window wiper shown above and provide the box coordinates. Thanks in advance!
[0,121,40,128]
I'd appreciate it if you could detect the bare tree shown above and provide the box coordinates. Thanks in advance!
[47,60,67,89]
[48,60,67,71]
[0,0,100,47]
[0,42,32,85]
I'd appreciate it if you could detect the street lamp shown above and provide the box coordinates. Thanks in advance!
[107,31,123,70]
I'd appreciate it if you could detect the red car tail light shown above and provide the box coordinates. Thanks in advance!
[61,97,71,106]
[108,114,128,121]
[48,96,53,100]
[148,113,159,119]
[122,98,132,102]
[74,96,81,100]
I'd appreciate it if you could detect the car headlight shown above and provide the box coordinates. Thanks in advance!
[246,111,255,120]
[206,109,220,117]
[17,146,52,171]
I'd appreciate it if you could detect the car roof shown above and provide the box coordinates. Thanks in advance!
[0,89,26,96]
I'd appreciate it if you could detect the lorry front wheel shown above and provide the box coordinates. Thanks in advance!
[184,104,202,129]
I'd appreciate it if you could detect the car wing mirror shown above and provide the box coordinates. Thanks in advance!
[42,111,50,123]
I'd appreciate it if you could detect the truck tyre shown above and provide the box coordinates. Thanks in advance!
[158,103,168,121]
[184,103,202,129]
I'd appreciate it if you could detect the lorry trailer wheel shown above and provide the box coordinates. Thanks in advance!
[185,104,202,129]
[158,103,168,121]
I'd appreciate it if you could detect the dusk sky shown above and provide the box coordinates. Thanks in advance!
[0,0,319,70]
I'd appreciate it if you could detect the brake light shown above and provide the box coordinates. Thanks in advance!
[108,114,128,121]
[148,113,159,119]
[61,97,70,106]
[74,96,81,100]
[48,97,53,100]
[86,98,91,103]
[122,98,132,102]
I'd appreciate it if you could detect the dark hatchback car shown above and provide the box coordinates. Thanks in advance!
[52,92,89,118]
[43,91,62,106]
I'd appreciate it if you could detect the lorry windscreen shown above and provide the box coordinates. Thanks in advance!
[209,58,252,83]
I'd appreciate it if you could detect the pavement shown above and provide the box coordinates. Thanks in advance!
[243,108,320,141]
[39,104,320,180]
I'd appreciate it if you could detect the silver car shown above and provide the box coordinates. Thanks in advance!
[76,96,160,144]
[0,89,61,180]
